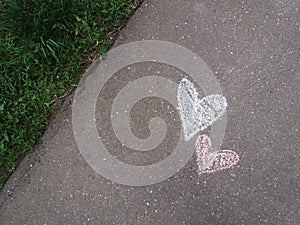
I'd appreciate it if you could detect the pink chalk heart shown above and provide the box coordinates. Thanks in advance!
[195,134,239,175]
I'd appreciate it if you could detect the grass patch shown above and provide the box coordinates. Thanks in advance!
[0,0,143,189]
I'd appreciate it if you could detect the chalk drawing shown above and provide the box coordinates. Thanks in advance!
[177,77,227,141]
[195,134,239,175]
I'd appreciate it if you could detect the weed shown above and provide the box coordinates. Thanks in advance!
[0,0,143,189]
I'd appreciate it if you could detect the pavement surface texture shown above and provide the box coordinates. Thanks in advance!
[1,0,299,224]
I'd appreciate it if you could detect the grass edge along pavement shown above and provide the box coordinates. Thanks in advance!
[0,0,143,189]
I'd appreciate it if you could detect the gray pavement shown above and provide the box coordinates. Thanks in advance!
[1,0,299,224]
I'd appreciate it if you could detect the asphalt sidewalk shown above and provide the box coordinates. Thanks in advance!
[1,0,299,224]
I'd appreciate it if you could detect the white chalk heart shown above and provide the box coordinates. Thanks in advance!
[177,78,227,141]
[195,134,239,175]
